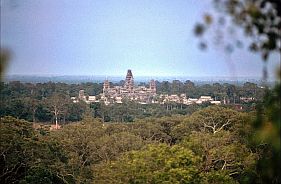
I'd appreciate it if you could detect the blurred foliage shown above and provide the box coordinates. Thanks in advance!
[194,0,280,61]
[194,2,281,181]
[253,74,281,183]
[0,49,10,82]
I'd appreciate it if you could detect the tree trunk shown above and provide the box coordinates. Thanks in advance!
[55,115,58,129]
[32,109,36,123]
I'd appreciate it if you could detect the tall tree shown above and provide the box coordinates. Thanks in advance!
[46,93,69,129]
[188,106,241,134]
[24,97,39,123]
[0,116,70,184]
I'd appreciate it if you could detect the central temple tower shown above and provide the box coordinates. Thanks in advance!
[149,79,156,94]
[124,69,134,92]
[103,79,110,95]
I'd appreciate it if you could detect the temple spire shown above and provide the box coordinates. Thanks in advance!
[124,69,134,92]
[103,79,110,94]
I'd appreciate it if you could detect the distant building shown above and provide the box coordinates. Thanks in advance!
[70,97,78,103]
[124,69,134,92]
[149,79,156,94]
[78,90,86,101]
[100,69,157,104]
[71,70,223,107]
[240,97,255,102]
[199,96,213,102]
[186,98,198,105]
[211,101,221,105]
[88,96,96,102]
[115,96,123,103]
[103,79,110,94]
[168,94,180,103]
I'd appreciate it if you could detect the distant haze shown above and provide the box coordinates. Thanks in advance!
[1,0,280,78]
[5,75,276,87]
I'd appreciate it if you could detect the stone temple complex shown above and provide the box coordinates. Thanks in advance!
[73,69,219,106]
[102,69,157,104]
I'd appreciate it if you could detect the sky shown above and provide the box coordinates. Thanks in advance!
[1,0,280,78]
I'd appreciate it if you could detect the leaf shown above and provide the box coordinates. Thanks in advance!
[204,14,213,25]
[225,44,234,53]
[262,51,269,61]
[249,42,258,52]
[199,42,208,50]
[236,40,243,48]
[194,23,206,37]
[218,17,226,25]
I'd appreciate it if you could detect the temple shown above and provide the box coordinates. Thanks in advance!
[124,69,134,92]
[101,69,157,104]
[73,70,219,105]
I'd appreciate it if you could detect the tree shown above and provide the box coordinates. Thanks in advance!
[130,116,184,144]
[95,132,144,162]
[67,101,88,122]
[181,131,257,180]
[51,117,104,183]
[46,93,69,129]
[160,81,171,94]
[171,80,182,94]
[0,116,71,184]
[130,120,170,143]
[24,97,40,123]
[212,83,224,101]
[94,144,203,184]
[188,106,241,134]
[171,117,201,142]
[0,49,10,82]
[253,79,281,183]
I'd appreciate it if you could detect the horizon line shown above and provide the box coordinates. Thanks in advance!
[5,74,266,79]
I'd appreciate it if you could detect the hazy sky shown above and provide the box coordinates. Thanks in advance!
[1,0,280,78]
